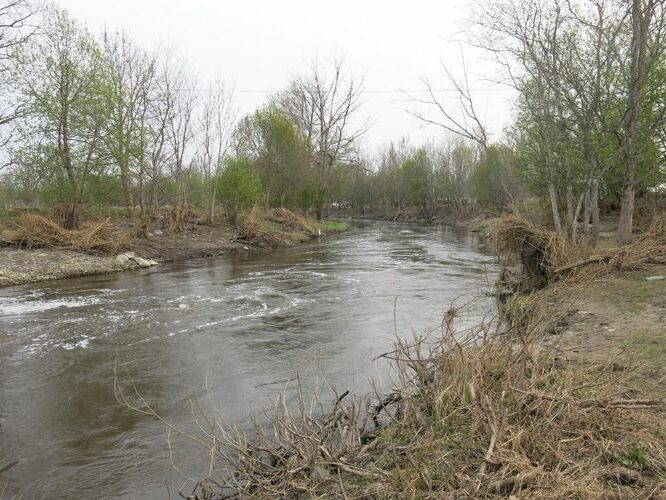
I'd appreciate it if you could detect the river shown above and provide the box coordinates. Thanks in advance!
[0,221,497,499]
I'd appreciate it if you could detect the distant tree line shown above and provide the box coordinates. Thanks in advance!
[0,0,664,247]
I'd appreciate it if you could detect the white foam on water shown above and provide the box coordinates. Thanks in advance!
[0,296,105,316]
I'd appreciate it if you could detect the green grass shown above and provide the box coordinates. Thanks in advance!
[624,330,666,362]
[0,207,48,225]
[316,220,348,233]
[259,220,282,233]
[82,206,131,218]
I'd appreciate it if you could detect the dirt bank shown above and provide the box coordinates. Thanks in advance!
[539,266,666,394]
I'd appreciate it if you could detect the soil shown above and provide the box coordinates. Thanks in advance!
[540,265,666,397]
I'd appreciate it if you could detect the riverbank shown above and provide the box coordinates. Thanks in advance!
[186,215,666,499]
[0,208,348,287]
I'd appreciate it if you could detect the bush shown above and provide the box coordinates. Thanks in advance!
[216,158,263,225]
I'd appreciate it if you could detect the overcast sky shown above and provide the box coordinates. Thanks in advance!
[55,0,516,153]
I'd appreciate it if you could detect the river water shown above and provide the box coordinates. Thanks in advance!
[0,221,497,499]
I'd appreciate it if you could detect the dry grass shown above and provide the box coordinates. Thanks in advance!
[496,214,666,286]
[116,305,666,499]
[236,207,318,248]
[496,215,592,280]
[4,213,131,254]
[217,316,664,498]
[608,214,666,270]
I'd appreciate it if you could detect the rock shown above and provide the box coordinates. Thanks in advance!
[116,252,157,269]
[645,275,665,281]
[115,254,131,266]
[133,257,152,268]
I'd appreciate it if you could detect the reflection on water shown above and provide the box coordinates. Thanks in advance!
[0,221,497,499]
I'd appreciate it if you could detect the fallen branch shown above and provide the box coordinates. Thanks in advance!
[552,256,610,274]
[486,467,542,495]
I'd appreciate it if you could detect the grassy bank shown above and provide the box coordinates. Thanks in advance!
[0,207,348,287]
[146,214,666,499]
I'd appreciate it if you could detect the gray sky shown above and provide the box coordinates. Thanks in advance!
[55,0,515,152]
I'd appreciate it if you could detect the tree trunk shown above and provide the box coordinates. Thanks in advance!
[566,185,575,239]
[590,179,600,247]
[617,173,635,243]
[583,188,591,235]
[61,201,81,230]
[548,182,562,233]
[618,0,649,244]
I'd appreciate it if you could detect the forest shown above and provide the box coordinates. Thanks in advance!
[0,0,664,247]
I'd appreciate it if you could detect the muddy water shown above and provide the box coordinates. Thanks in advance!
[0,221,497,499]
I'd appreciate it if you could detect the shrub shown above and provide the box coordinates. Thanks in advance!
[216,158,263,225]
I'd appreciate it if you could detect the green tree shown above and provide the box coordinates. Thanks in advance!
[13,6,107,228]
[471,144,519,208]
[400,148,432,211]
[101,29,157,215]
[233,105,312,209]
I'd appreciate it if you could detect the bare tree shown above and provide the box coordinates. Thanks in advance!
[470,0,635,245]
[277,59,368,218]
[163,60,197,229]
[405,57,525,212]
[407,57,488,152]
[0,0,36,167]
[196,77,235,224]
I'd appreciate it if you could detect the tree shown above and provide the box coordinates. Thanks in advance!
[277,59,368,218]
[197,77,234,224]
[400,148,432,211]
[233,105,311,209]
[101,29,157,214]
[471,144,519,207]
[13,5,107,228]
[472,0,666,244]
[617,0,666,243]
[0,0,35,167]
[163,58,198,229]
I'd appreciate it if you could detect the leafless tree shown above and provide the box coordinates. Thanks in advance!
[0,0,36,168]
[160,58,197,228]
[406,57,488,152]
[196,77,235,224]
[470,0,633,244]
[277,58,369,218]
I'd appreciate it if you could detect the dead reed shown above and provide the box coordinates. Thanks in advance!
[7,213,130,254]
[497,214,666,285]
[236,207,317,248]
